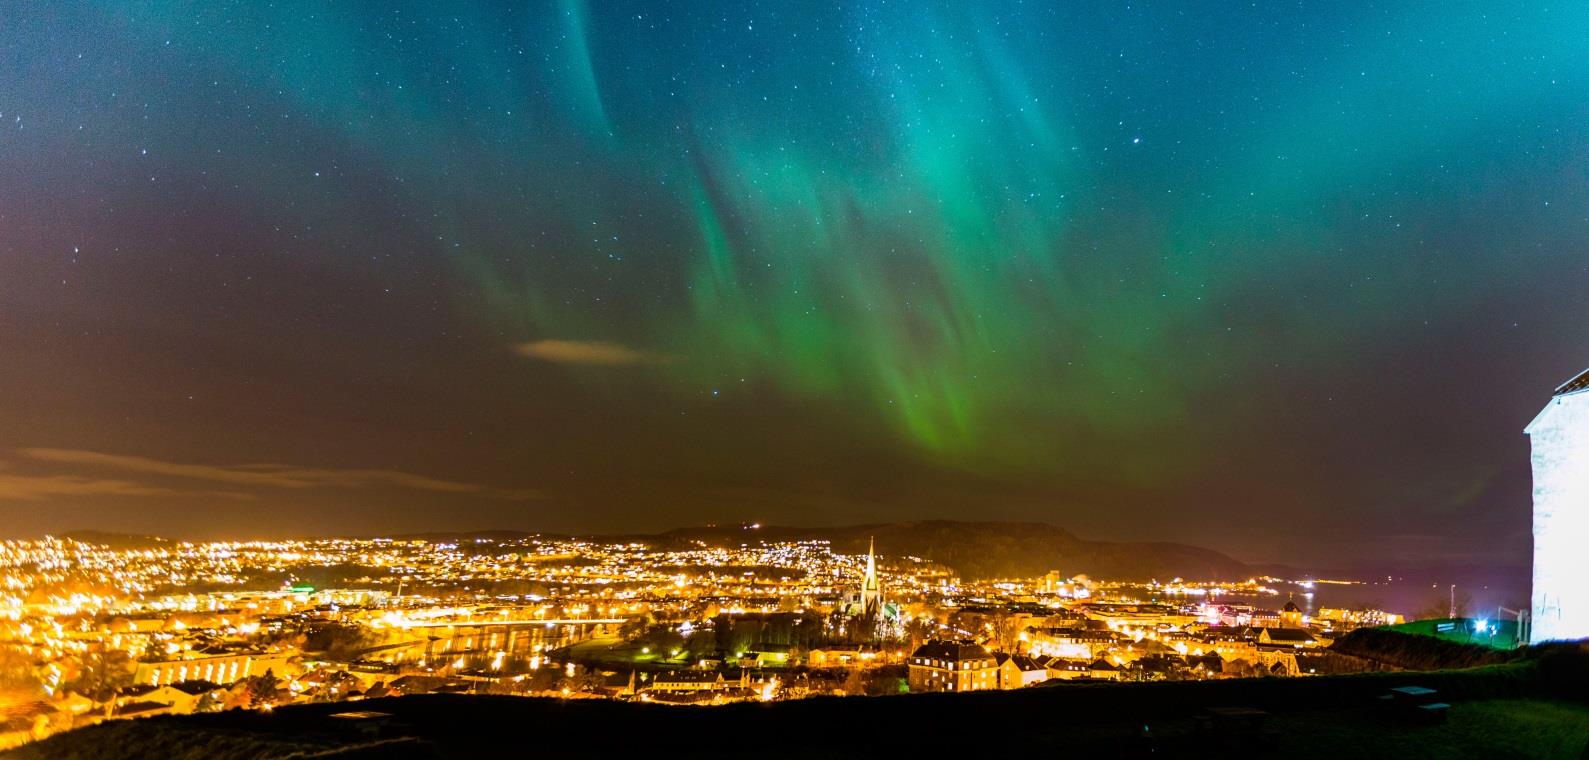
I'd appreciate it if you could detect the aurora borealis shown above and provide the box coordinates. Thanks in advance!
[1,1,1587,573]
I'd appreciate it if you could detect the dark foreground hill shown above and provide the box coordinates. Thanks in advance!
[12,642,1588,760]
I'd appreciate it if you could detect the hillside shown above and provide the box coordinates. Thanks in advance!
[57,530,171,550]
[646,520,1260,580]
[68,521,1269,582]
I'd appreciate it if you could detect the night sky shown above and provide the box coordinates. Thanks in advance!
[1,1,1586,573]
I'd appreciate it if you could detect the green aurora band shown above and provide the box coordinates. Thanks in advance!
[14,0,1585,503]
[453,1,1589,481]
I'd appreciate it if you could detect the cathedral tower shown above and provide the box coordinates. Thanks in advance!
[860,537,882,616]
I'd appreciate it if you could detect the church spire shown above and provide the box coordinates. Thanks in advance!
[861,537,880,613]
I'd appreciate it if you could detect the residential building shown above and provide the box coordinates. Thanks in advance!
[995,653,1050,689]
[807,644,881,668]
[1256,627,1316,649]
[134,649,294,686]
[648,671,726,693]
[907,641,998,693]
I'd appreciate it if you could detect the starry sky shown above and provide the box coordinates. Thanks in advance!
[1,1,1586,573]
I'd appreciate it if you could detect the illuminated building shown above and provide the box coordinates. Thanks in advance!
[647,671,726,693]
[836,539,902,637]
[860,538,882,616]
[806,644,881,668]
[994,653,1051,689]
[135,650,295,687]
[1255,627,1315,648]
[1280,599,1303,629]
[1528,366,1589,643]
[907,641,998,692]
[838,538,884,618]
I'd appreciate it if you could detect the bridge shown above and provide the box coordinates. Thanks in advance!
[394,618,626,629]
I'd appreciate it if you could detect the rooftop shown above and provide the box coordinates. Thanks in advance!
[1555,367,1589,397]
[911,640,993,661]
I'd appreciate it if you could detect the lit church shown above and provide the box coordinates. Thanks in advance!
[1527,366,1589,643]
[836,538,902,639]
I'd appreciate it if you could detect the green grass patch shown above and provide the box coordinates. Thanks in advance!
[1263,699,1589,758]
[1383,618,1521,650]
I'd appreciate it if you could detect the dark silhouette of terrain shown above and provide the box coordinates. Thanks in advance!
[12,637,1586,759]
[65,520,1273,580]
[396,520,1269,580]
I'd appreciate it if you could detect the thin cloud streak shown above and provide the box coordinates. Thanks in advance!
[0,473,176,501]
[18,449,540,501]
[513,339,669,366]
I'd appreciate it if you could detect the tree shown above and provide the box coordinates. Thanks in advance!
[618,616,649,640]
[683,628,716,659]
[69,649,133,705]
[713,615,754,657]
[194,690,222,713]
[247,669,281,706]
[794,615,824,649]
[317,670,361,701]
[302,623,380,661]
[841,668,866,696]
[903,617,936,651]
[988,610,1025,653]
[635,626,686,655]
[0,646,43,699]
[1223,658,1259,679]
[556,666,604,695]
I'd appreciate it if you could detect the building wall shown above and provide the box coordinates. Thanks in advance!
[907,664,934,692]
[1025,632,1106,660]
[997,665,1048,689]
[1257,650,1299,676]
[1529,392,1589,643]
[907,662,997,692]
[1199,641,1257,663]
[809,649,876,668]
[650,681,722,692]
[997,661,1020,690]
[135,652,294,686]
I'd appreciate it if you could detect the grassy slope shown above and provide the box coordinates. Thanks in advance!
[1267,699,1589,758]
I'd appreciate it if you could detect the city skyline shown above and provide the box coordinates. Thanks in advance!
[3,1,1588,575]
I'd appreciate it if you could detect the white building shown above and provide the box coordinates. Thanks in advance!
[1527,367,1589,643]
[134,650,295,686]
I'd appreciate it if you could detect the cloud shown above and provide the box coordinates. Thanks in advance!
[16,449,539,501]
[513,339,668,366]
[0,473,179,501]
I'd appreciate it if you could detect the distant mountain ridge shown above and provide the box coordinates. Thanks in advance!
[61,521,1271,581]
[59,529,171,550]
[643,521,1261,581]
[392,520,1268,581]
